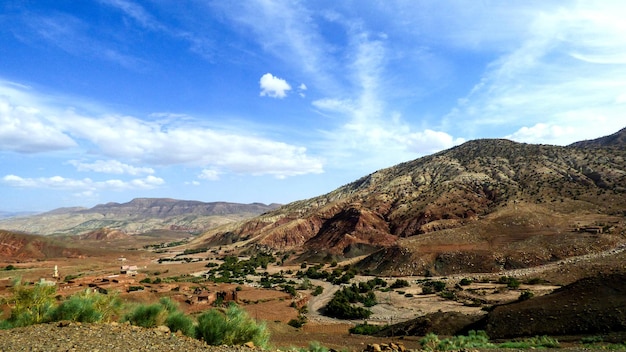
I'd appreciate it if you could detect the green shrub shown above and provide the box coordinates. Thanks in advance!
[195,303,269,347]
[287,315,307,328]
[165,311,195,337]
[50,289,121,323]
[349,322,386,335]
[4,265,16,271]
[420,331,494,351]
[498,335,560,349]
[4,280,57,327]
[390,279,410,289]
[283,284,297,297]
[498,276,521,288]
[422,280,446,293]
[459,278,472,286]
[580,336,603,344]
[420,332,441,351]
[306,341,329,352]
[525,277,547,285]
[123,303,167,328]
[312,285,324,296]
[518,290,534,301]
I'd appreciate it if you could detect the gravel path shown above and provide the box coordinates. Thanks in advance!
[0,322,256,352]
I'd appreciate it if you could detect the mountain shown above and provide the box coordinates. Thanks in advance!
[569,126,626,148]
[195,128,626,275]
[0,198,280,236]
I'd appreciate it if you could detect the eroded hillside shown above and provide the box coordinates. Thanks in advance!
[196,131,626,275]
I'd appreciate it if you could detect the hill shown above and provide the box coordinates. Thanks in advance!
[0,230,90,260]
[569,126,626,148]
[195,128,626,275]
[0,198,280,236]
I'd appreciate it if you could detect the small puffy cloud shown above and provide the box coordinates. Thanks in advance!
[68,159,154,175]
[298,83,307,97]
[259,73,291,98]
[2,174,164,191]
[199,169,220,181]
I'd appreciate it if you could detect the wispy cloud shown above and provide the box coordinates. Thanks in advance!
[2,174,164,191]
[444,2,626,144]
[15,11,146,69]
[101,0,216,60]
[68,159,154,175]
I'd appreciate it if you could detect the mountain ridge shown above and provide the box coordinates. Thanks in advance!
[0,198,280,236]
[194,127,626,274]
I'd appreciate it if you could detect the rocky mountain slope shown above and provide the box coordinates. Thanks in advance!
[0,230,90,260]
[0,198,280,236]
[196,128,626,274]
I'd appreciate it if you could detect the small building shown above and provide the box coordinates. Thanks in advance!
[120,265,138,275]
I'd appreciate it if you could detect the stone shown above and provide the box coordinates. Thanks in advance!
[155,325,170,334]
[244,341,255,348]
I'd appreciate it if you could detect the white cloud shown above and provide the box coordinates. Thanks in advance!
[505,123,576,145]
[298,83,307,97]
[2,174,164,191]
[0,95,76,153]
[68,159,154,175]
[198,169,220,181]
[259,73,291,98]
[0,80,324,179]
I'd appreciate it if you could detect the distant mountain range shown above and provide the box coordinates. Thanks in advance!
[194,126,626,275]
[0,198,280,236]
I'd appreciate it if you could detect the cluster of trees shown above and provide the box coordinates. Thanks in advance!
[205,253,276,283]
[297,264,357,285]
[324,278,388,319]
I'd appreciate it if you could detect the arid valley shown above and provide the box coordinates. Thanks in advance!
[2,128,626,351]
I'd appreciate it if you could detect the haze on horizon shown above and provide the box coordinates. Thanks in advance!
[1,1,625,212]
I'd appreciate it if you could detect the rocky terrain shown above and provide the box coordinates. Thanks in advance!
[195,128,626,276]
[0,198,280,236]
[0,321,256,352]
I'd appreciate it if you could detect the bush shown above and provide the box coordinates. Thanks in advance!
[4,265,16,271]
[420,331,494,350]
[498,335,560,349]
[459,278,472,286]
[390,279,410,289]
[349,322,386,335]
[518,290,534,301]
[195,303,269,347]
[165,311,195,337]
[50,289,121,323]
[498,276,521,288]
[122,303,167,328]
[4,280,57,327]
[287,315,307,328]
[312,286,324,296]
[422,280,446,293]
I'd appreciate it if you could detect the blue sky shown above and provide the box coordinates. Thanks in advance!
[1,1,625,212]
